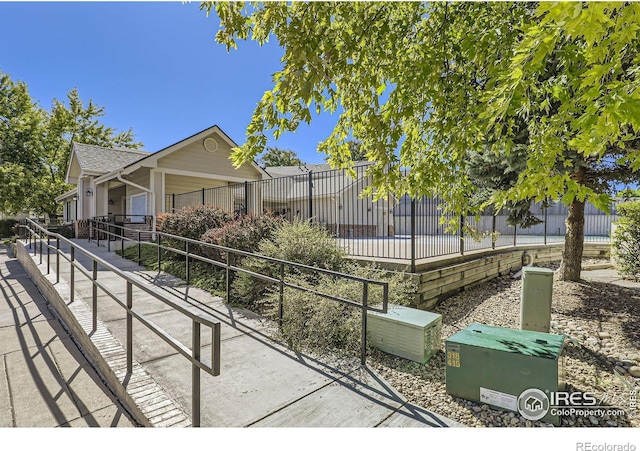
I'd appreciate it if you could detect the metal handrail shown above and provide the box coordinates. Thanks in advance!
[18,218,221,427]
[88,218,390,365]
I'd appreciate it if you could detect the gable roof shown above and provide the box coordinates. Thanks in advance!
[116,124,270,179]
[72,143,149,174]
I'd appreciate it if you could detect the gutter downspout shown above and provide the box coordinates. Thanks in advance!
[116,173,157,235]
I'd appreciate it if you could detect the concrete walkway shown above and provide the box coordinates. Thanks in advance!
[0,244,135,427]
[16,238,460,428]
[581,267,640,290]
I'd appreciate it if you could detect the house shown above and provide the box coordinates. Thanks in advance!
[56,124,269,235]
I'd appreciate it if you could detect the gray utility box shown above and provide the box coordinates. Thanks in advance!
[367,305,442,363]
[520,267,554,333]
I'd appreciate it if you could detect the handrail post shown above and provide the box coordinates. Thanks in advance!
[47,234,51,274]
[185,242,190,285]
[70,247,75,304]
[382,282,389,314]
[138,231,141,264]
[88,219,92,243]
[96,220,100,248]
[157,235,162,271]
[225,253,232,303]
[279,262,284,328]
[126,281,133,374]
[121,227,124,255]
[361,281,369,366]
[514,224,517,247]
[92,260,98,332]
[56,236,60,284]
[192,320,201,428]
[39,230,43,265]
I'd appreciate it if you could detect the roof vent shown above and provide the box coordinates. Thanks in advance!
[204,138,219,153]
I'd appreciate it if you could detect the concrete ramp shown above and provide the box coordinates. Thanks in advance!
[17,238,461,428]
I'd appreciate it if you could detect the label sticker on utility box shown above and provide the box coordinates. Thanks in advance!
[479,387,517,411]
[446,343,461,368]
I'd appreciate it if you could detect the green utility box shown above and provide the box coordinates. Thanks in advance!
[520,267,554,332]
[367,305,441,363]
[445,323,566,425]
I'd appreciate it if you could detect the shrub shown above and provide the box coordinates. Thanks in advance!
[0,219,18,238]
[231,219,347,307]
[156,205,232,255]
[200,213,286,262]
[611,200,640,280]
[258,262,416,356]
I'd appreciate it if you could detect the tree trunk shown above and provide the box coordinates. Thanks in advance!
[559,198,585,281]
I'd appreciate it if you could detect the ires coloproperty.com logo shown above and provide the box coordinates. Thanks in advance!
[517,388,629,421]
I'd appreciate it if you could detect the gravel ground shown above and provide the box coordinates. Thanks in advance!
[369,259,640,428]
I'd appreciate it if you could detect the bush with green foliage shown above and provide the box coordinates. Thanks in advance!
[611,201,640,280]
[259,262,416,356]
[0,219,18,238]
[200,213,286,262]
[232,219,347,307]
[156,205,232,255]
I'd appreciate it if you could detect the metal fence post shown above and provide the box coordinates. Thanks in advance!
[544,206,548,245]
[39,231,43,265]
[157,235,162,270]
[202,188,205,206]
[410,198,416,273]
[492,215,496,250]
[172,193,176,212]
[138,231,141,264]
[460,215,465,256]
[244,181,249,216]
[514,224,517,247]
[308,171,313,221]
[92,260,98,332]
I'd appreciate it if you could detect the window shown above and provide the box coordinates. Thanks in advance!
[130,193,147,222]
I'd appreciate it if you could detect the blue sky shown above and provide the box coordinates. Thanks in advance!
[0,1,337,164]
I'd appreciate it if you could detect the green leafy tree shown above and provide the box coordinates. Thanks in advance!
[0,70,141,216]
[466,145,543,229]
[257,146,303,167]
[203,1,640,281]
[0,70,47,215]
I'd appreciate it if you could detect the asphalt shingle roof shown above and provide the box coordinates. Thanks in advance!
[73,143,149,174]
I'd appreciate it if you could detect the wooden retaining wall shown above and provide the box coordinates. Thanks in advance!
[408,243,610,311]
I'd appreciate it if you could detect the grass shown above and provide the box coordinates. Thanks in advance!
[116,243,227,297]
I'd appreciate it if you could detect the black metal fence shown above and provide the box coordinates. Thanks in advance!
[165,164,619,269]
